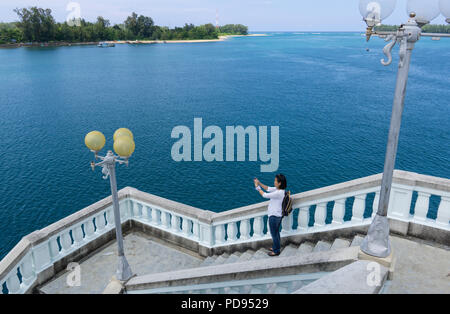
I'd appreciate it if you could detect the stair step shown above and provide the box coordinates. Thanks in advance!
[351,235,365,247]
[313,241,332,252]
[201,255,218,266]
[279,244,298,257]
[250,248,270,260]
[331,238,351,250]
[213,253,230,265]
[223,252,242,264]
[238,251,255,262]
[297,242,314,254]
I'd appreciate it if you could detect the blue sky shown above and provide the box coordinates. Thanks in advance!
[0,0,447,31]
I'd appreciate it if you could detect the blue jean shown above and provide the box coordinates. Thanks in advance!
[269,215,283,254]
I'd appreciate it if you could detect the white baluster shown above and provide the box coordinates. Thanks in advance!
[281,214,293,235]
[240,219,251,240]
[48,237,60,261]
[19,253,35,286]
[60,232,72,252]
[132,201,141,219]
[332,199,345,225]
[372,192,380,218]
[182,218,191,237]
[106,208,114,227]
[192,222,200,240]
[436,196,450,227]
[120,203,127,222]
[352,194,366,223]
[72,224,84,247]
[160,211,169,229]
[266,216,271,235]
[95,212,106,233]
[151,208,160,226]
[215,224,225,244]
[298,206,309,231]
[414,192,431,222]
[253,216,264,238]
[171,214,181,233]
[5,272,21,294]
[314,203,327,227]
[143,206,151,222]
[84,220,96,239]
[227,222,237,242]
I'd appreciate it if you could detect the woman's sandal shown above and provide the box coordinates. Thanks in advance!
[267,251,280,256]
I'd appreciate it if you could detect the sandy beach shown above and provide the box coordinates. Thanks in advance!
[108,34,268,45]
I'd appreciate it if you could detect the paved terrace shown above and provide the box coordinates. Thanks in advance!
[38,231,450,294]
[39,232,203,294]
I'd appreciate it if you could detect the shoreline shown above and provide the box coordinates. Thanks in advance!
[0,34,268,49]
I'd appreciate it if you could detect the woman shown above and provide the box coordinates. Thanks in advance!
[254,174,287,256]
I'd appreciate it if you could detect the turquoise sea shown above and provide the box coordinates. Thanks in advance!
[0,32,449,259]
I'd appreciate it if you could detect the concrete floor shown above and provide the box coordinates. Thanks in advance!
[387,236,450,294]
[39,232,203,294]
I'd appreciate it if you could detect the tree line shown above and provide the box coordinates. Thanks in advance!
[0,7,249,44]
[375,24,450,33]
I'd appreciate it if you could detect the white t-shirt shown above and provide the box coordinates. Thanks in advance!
[263,187,285,217]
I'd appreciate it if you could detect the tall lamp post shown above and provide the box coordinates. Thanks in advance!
[358,0,450,258]
[84,128,136,281]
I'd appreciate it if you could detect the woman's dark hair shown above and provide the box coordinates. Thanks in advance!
[275,174,287,190]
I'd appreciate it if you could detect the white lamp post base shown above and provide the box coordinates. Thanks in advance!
[117,255,133,282]
[360,214,391,258]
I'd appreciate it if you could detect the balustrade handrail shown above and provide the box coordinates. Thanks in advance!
[0,188,130,283]
[127,187,215,223]
[210,170,450,224]
[210,173,384,224]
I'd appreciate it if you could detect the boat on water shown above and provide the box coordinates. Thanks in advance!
[97,42,115,48]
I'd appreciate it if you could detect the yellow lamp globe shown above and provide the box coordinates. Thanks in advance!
[113,128,134,141]
[113,135,135,157]
[85,131,106,152]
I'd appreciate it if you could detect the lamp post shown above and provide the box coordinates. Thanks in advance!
[358,0,449,258]
[85,128,136,281]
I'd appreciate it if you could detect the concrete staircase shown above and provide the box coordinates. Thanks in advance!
[200,234,365,268]
[155,234,367,294]
[125,234,367,294]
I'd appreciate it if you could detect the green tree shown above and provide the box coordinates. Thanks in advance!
[219,24,248,35]
[7,7,247,43]
[95,16,110,40]
[124,12,139,38]
[14,7,55,42]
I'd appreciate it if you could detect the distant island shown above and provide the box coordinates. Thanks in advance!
[0,7,249,46]
[375,24,450,33]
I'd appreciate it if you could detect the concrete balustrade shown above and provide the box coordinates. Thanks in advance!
[1,170,449,294]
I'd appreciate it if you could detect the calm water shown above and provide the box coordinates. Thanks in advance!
[0,33,449,259]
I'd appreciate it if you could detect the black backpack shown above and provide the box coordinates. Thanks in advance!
[282,191,293,217]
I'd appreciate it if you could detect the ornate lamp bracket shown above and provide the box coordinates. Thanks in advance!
[381,34,398,66]
[380,17,421,68]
